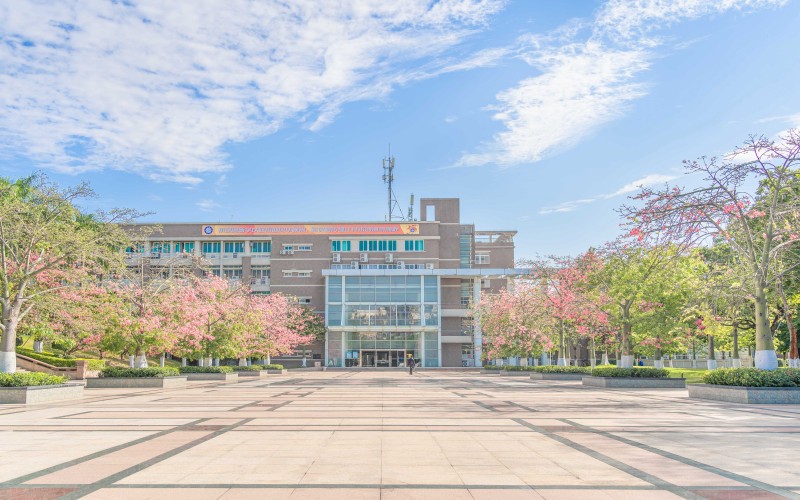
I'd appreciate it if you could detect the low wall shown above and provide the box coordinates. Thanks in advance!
[582,376,686,389]
[15,356,99,380]
[688,384,800,404]
[530,373,584,381]
[86,377,188,389]
[0,383,84,404]
[186,372,239,382]
[235,370,269,377]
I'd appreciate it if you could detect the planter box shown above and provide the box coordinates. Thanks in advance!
[480,369,502,375]
[688,384,800,404]
[267,369,287,375]
[86,376,188,389]
[501,371,532,377]
[530,372,585,381]
[236,370,269,378]
[0,383,84,404]
[582,376,686,388]
[185,372,239,382]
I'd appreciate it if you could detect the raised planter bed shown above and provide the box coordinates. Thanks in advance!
[530,372,584,381]
[86,376,188,389]
[267,369,287,375]
[582,376,686,388]
[501,371,532,377]
[0,383,84,404]
[480,369,502,374]
[186,372,239,382]
[236,370,269,378]
[688,384,800,404]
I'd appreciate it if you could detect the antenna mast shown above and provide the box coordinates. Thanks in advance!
[382,147,406,221]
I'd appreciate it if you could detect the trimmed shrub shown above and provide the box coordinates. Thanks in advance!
[502,365,537,371]
[703,368,800,387]
[179,366,233,374]
[482,365,502,370]
[101,367,180,378]
[231,365,265,371]
[231,364,284,371]
[590,367,669,378]
[16,348,105,370]
[0,372,68,387]
[532,365,591,374]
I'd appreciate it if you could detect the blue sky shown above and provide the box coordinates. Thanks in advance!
[2,0,799,259]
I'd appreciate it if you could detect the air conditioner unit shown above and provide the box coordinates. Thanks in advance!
[396,260,404,268]
[350,261,359,269]
[332,253,341,263]
[232,253,238,258]
[151,253,161,259]
[384,253,394,263]
[425,263,434,270]
[280,249,294,255]
[360,253,369,263]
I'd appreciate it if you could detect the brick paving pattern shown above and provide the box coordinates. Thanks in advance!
[1,371,798,499]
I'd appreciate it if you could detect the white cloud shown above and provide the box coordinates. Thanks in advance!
[539,173,675,215]
[0,0,503,183]
[459,0,785,168]
[196,199,221,212]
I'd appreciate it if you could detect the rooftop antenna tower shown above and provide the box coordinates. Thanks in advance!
[382,146,406,221]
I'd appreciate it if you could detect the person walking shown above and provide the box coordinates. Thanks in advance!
[408,356,416,375]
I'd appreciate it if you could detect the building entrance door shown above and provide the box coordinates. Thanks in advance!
[360,349,407,367]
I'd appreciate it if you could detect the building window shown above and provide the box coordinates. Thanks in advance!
[297,244,312,251]
[331,240,352,252]
[404,240,424,252]
[481,278,491,288]
[460,280,471,306]
[202,242,221,254]
[358,240,398,252]
[224,242,244,253]
[223,266,242,279]
[125,244,144,254]
[174,241,194,253]
[251,241,271,253]
[283,270,312,278]
[475,254,490,265]
[251,266,270,279]
[459,234,472,268]
[151,242,170,254]
[293,296,313,305]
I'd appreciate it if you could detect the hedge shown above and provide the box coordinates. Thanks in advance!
[482,365,503,370]
[590,367,669,378]
[502,365,537,371]
[703,368,800,387]
[0,372,68,387]
[532,365,591,374]
[101,367,180,378]
[16,348,106,370]
[231,364,284,371]
[179,366,233,374]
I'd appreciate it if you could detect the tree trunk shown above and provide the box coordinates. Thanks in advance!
[590,337,597,368]
[0,312,19,373]
[181,357,187,367]
[754,285,778,370]
[33,340,43,353]
[731,321,741,368]
[653,347,663,369]
[266,353,271,365]
[557,320,566,366]
[159,353,165,368]
[706,335,716,370]
[778,280,799,369]
[602,348,609,366]
[238,357,247,366]
[620,321,633,368]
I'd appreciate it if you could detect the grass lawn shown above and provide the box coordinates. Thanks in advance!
[665,368,707,384]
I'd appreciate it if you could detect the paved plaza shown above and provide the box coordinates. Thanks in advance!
[1,371,799,499]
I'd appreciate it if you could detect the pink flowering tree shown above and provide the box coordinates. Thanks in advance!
[620,130,800,370]
[237,294,311,365]
[477,285,554,362]
[166,275,247,365]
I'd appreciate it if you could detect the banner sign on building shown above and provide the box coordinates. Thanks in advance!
[201,223,419,236]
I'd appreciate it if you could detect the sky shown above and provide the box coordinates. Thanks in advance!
[2,0,800,259]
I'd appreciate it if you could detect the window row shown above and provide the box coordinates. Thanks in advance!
[328,240,426,252]
[201,241,272,254]
[327,304,438,327]
[283,270,311,278]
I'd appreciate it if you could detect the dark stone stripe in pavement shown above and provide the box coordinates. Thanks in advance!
[57,418,255,500]
[0,417,212,487]
[512,417,703,500]
[559,418,800,500]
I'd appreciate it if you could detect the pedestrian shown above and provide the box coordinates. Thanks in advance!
[408,356,416,375]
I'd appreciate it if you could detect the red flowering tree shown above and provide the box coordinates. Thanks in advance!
[620,130,800,370]
[236,294,311,364]
[478,285,554,362]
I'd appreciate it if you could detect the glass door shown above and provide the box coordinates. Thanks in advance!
[361,350,375,367]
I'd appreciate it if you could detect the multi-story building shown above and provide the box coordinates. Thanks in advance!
[125,198,525,367]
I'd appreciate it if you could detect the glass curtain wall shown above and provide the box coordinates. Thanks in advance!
[326,275,440,367]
